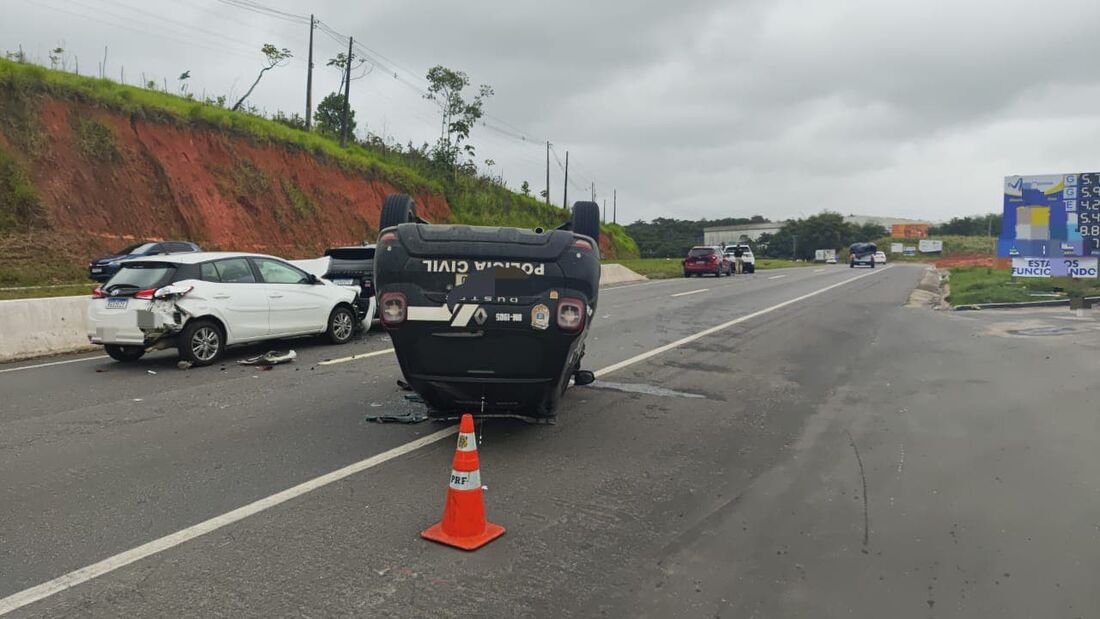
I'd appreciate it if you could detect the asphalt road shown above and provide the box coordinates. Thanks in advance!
[2,264,1098,618]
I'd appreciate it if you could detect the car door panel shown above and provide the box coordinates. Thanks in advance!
[253,258,330,336]
[209,258,270,341]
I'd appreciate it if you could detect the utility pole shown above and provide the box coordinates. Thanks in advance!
[563,151,569,209]
[340,36,353,147]
[603,199,607,223]
[590,181,595,201]
[305,14,315,130]
[545,141,551,206]
[613,189,617,224]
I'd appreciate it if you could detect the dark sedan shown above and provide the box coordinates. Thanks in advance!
[88,241,201,282]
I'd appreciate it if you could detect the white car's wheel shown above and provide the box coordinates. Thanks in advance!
[178,319,224,366]
[326,306,356,344]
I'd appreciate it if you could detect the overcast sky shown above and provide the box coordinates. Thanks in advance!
[5,0,1100,224]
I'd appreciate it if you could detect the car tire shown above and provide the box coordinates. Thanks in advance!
[104,344,145,362]
[326,305,356,345]
[380,194,418,230]
[178,319,224,366]
[683,271,690,278]
[571,201,601,243]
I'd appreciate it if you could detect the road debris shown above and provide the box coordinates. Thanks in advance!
[177,360,193,370]
[364,410,431,423]
[238,350,297,366]
[146,370,157,375]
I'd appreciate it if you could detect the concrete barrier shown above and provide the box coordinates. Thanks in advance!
[0,296,94,362]
[600,263,647,287]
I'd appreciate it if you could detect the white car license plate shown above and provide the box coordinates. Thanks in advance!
[332,278,355,286]
[106,297,128,309]
[91,267,102,273]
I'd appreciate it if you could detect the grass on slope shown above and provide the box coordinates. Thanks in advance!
[0,58,639,258]
[946,266,1100,306]
[0,283,94,301]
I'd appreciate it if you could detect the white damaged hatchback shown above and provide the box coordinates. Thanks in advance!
[87,252,359,365]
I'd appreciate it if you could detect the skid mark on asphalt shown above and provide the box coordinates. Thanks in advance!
[846,429,871,550]
[583,381,705,399]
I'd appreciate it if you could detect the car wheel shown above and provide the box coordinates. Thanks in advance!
[379,194,418,230]
[104,344,145,362]
[178,319,224,366]
[571,201,601,244]
[326,305,356,345]
[683,271,690,278]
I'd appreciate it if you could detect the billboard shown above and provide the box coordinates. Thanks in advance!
[1011,257,1099,278]
[918,239,943,253]
[999,173,1100,259]
[892,223,929,238]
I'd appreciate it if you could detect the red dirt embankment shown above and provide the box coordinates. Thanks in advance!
[7,98,451,269]
[934,254,995,268]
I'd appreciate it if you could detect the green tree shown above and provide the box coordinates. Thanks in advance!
[424,65,493,166]
[929,214,1001,236]
[521,180,531,196]
[314,93,356,137]
[232,43,292,111]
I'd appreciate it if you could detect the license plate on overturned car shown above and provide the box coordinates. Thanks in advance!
[106,297,128,309]
[332,278,355,286]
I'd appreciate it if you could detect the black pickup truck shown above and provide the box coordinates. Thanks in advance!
[373,194,601,420]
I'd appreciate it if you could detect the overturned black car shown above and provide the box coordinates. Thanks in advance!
[373,194,602,419]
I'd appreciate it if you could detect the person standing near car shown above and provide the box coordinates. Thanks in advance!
[733,245,745,274]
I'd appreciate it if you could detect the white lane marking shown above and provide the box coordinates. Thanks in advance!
[0,427,459,616]
[596,266,891,378]
[0,355,108,374]
[670,288,709,298]
[768,275,787,280]
[0,265,895,615]
[317,348,394,366]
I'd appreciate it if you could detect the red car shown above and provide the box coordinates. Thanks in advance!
[683,246,732,277]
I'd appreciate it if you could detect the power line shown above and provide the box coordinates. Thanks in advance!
[29,0,266,64]
[81,0,260,57]
[212,0,309,23]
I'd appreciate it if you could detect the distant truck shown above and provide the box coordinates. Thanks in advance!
[814,249,837,263]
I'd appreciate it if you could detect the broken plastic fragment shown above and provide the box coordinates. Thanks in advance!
[238,350,297,366]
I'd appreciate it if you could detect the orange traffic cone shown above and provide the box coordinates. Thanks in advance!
[421,414,506,550]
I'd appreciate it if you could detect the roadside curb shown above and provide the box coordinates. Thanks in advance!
[952,296,1100,311]
[906,267,947,310]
